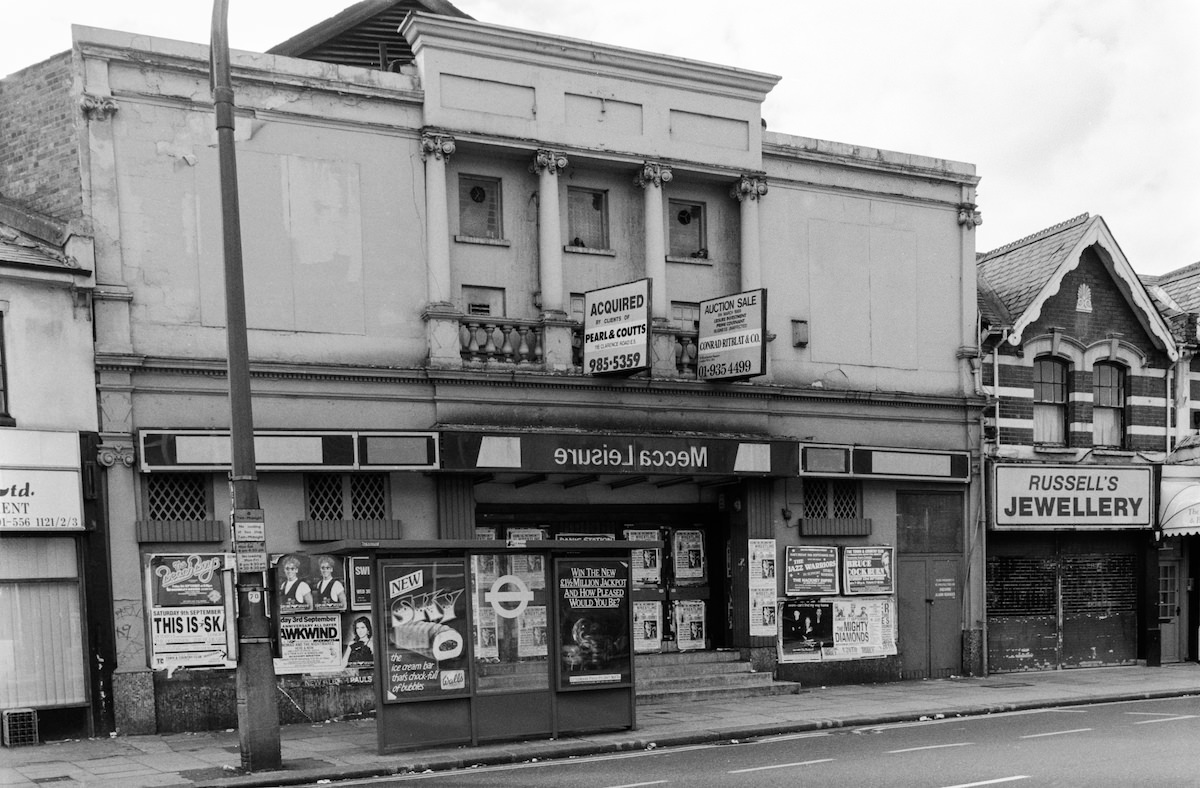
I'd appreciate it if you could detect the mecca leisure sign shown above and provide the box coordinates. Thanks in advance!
[697,289,767,381]
[583,279,651,376]
[993,464,1153,530]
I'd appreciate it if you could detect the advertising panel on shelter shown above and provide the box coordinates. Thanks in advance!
[582,278,651,376]
[556,557,632,688]
[697,288,767,381]
[993,464,1153,530]
[380,559,469,702]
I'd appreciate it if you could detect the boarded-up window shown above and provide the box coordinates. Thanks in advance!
[0,538,87,707]
[897,491,963,553]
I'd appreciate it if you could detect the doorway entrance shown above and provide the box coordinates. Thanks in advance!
[898,555,960,679]
[1159,558,1183,663]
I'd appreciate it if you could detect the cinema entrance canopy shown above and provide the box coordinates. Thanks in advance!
[438,429,799,488]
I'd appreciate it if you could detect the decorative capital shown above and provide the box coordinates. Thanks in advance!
[957,203,983,229]
[80,93,120,121]
[97,444,136,468]
[420,133,456,161]
[731,175,768,202]
[635,161,673,189]
[530,149,569,176]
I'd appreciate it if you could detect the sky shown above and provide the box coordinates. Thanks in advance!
[3,1,1197,275]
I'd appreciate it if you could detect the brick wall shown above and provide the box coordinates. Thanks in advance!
[0,54,83,222]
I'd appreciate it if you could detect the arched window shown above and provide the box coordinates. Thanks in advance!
[1033,356,1069,445]
[1093,362,1127,448]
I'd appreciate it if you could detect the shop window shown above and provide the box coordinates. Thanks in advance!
[567,187,609,250]
[668,200,707,259]
[458,175,502,240]
[897,491,963,553]
[146,473,210,520]
[801,478,859,519]
[1033,356,1069,445]
[0,310,12,426]
[1093,362,1127,448]
[672,301,700,331]
[462,285,506,317]
[306,473,389,520]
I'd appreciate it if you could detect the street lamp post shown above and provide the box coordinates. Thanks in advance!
[210,0,281,771]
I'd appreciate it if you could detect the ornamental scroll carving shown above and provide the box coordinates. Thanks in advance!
[97,444,136,468]
[731,175,768,202]
[80,93,120,121]
[957,203,983,228]
[635,161,673,189]
[420,133,456,161]
[530,149,569,175]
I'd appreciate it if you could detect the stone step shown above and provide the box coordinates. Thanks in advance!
[637,669,776,690]
[637,659,755,680]
[634,649,744,667]
[637,681,801,705]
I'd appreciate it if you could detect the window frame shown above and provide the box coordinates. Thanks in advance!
[668,200,707,259]
[457,174,503,241]
[1032,356,1069,445]
[305,472,391,521]
[566,186,610,251]
[0,309,12,426]
[1092,361,1128,448]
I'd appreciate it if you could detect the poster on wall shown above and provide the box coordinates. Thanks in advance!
[674,600,707,651]
[624,528,662,586]
[273,553,315,613]
[349,556,372,611]
[310,555,348,612]
[341,610,376,669]
[673,530,706,582]
[823,598,897,660]
[748,539,778,637]
[842,546,895,595]
[557,557,632,688]
[146,553,236,670]
[633,601,663,653]
[784,546,840,596]
[474,606,499,661]
[380,559,469,702]
[518,605,549,658]
[275,613,343,674]
[778,599,833,663]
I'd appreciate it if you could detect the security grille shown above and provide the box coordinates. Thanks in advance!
[146,473,208,520]
[307,473,388,520]
[801,479,859,519]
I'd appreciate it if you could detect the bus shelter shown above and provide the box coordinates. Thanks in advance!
[323,539,653,753]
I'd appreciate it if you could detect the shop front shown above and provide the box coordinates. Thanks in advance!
[1155,465,1200,663]
[987,463,1155,672]
[440,430,798,656]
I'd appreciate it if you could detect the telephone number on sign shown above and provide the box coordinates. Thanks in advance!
[0,516,81,528]
[589,352,642,373]
[699,359,756,378]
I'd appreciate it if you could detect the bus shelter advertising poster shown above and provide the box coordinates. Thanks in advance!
[556,558,631,688]
[380,559,469,701]
[146,553,236,670]
[785,545,840,596]
[842,546,895,595]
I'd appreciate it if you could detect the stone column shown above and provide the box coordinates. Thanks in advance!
[732,175,768,291]
[530,149,573,370]
[636,162,677,376]
[420,133,462,368]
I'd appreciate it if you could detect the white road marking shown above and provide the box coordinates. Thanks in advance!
[728,758,834,774]
[1132,715,1198,725]
[889,742,973,754]
[941,777,1030,788]
[1019,727,1092,738]
[604,782,670,788]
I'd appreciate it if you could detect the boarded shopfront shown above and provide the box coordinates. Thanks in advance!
[987,464,1154,672]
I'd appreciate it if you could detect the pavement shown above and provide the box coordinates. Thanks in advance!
[3,662,1199,788]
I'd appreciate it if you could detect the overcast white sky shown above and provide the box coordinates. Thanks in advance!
[3,1,1197,274]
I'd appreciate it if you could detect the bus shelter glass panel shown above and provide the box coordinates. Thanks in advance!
[471,553,550,692]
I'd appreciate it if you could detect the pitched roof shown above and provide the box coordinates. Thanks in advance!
[976,213,1176,360]
[1147,259,1200,314]
[268,0,471,71]
[0,197,89,276]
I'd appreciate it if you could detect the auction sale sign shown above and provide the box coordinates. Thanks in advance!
[583,279,651,376]
[697,289,766,381]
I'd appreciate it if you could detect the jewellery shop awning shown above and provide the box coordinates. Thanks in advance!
[1159,467,1200,537]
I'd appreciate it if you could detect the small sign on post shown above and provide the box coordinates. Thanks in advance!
[232,508,267,574]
